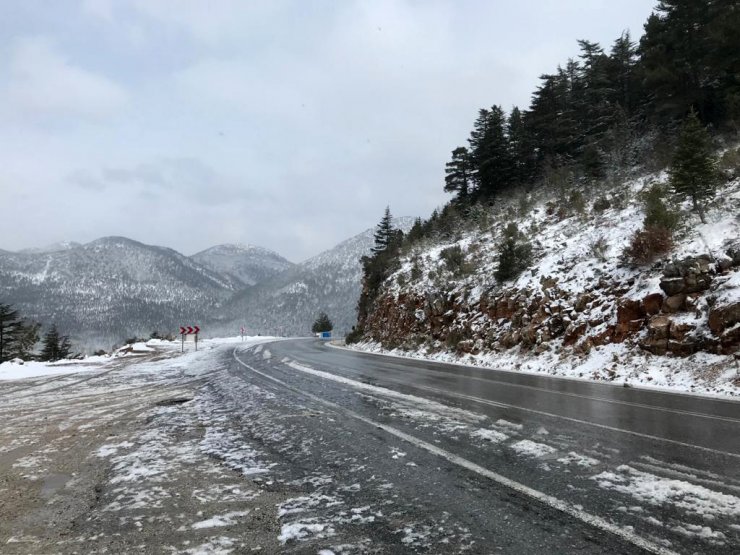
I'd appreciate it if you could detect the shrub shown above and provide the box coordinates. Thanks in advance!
[590,235,609,262]
[718,146,740,179]
[623,226,674,265]
[568,190,586,215]
[495,223,533,281]
[440,245,469,275]
[592,197,611,213]
[345,327,363,344]
[410,261,422,281]
[642,183,680,231]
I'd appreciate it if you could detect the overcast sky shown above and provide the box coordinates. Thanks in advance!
[0,0,656,262]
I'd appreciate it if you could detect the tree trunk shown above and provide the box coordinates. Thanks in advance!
[692,196,707,224]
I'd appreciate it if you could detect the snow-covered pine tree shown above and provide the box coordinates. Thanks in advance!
[669,110,720,223]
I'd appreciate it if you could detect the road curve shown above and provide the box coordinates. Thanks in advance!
[224,338,740,554]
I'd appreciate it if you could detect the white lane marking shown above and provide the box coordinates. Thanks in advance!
[281,358,740,460]
[233,349,677,555]
[382,378,740,461]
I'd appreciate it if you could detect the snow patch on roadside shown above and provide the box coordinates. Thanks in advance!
[592,465,740,521]
[510,440,557,458]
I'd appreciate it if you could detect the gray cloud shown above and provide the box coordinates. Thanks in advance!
[0,0,656,261]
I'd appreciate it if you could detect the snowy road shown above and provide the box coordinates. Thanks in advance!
[226,339,740,553]
[1,338,738,554]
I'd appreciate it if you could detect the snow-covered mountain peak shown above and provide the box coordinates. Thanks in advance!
[190,243,294,287]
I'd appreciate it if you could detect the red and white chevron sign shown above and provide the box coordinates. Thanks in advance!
[179,326,200,335]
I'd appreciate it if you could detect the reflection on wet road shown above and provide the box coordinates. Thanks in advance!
[228,338,740,554]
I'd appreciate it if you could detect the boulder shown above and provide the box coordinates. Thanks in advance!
[563,322,587,346]
[647,315,671,340]
[662,294,686,313]
[708,301,740,335]
[617,299,644,324]
[719,325,740,353]
[669,322,694,342]
[642,293,664,315]
[642,337,668,356]
[660,255,714,296]
[668,340,700,356]
[660,277,687,297]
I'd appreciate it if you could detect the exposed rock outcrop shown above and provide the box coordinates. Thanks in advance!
[360,254,739,358]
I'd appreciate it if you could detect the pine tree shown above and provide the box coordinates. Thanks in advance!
[494,223,533,282]
[607,32,639,113]
[311,312,333,333]
[40,324,62,362]
[468,106,514,198]
[58,335,73,359]
[0,304,39,363]
[639,1,716,125]
[444,146,473,202]
[576,40,615,142]
[669,110,720,223]
[357,207,404,330]
[372,206,395,255]
[0,304,21,363]
[507,106,537,185]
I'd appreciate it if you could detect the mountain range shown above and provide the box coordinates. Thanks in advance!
[0,219,413,350]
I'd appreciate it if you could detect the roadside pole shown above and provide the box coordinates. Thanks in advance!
[178,325,200,352]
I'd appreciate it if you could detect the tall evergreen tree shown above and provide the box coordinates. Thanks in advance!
[372,206,396,255]
[468,105,514,198]
[444,146,473,202]
[357,208,403,331]
[507,106,537,185]
[0,304,39,363]
[40,324,63,362]
[669,111,720,223]
[639,1,716,125]
[576,40,615,144]
[0,304,21,363]
[607,32,640,114]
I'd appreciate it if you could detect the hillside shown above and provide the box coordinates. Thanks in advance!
[0,237,236,348]
[190,243,294,287]
[350,168,740,396]
[210,218,415,336]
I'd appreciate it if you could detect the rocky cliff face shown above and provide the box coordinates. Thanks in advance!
[355,174,740,393]
[363,252,740,358]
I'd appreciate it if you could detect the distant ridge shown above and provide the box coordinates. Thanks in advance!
[190,243,294,287]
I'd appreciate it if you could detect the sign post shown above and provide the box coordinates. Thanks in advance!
[179,325,201,352]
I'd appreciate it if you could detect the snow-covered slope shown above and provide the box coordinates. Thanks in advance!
[353,174,740,396]
[211,218,415,336]
[0,237,236,349]
[190,244,294,287]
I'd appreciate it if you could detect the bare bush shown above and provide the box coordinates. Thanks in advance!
[623,226,674,266]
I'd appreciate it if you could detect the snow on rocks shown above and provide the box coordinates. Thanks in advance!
[352,173,740,396]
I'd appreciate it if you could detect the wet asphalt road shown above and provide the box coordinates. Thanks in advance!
[223,339,740,554]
